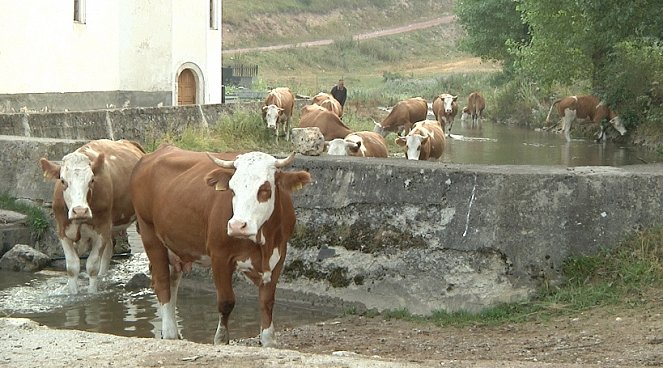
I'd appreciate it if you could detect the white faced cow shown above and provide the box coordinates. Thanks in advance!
[39,139,145,294]
[262,87,295,142]
[326,131,389,158]
[395,120,446,160]
[546,95,627,142]
[432,93,459,136]
[130,146,311,347]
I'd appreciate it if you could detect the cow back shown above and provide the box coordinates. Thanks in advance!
[299,106,352,140]
[347,131,388,158]
[381,97,428,133]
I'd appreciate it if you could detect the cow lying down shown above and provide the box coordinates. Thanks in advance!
[130,146,311,347]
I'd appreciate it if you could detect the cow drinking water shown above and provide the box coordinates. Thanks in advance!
[130,146,311,347]
[545,95,627,142]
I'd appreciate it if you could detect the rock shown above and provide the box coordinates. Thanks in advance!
[291,127,324,156]
[0,244,51,272]
[125,272,151,290]
[0,210,27,224]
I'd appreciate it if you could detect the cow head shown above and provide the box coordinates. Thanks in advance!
[395,129,429,161]
[326,136,363,156]
[326,138,348,156]
[39,151,105,221]
[442,95,458,114]
[262,104,284,130]
[206,152,311,244]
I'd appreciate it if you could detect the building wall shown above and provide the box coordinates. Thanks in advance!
[0,0,222,109]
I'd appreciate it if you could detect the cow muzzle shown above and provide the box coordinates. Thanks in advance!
[70,206,92,220]
[227,218,252,238]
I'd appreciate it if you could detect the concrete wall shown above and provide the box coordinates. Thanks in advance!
[0,91,172,114]
[2,107,663,315]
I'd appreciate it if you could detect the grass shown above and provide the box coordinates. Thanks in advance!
[373,226,663,327]
[0,193,50,240]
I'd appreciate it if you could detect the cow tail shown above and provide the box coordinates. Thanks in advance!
[545,99,562,125]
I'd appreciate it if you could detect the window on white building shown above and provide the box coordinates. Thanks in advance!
[74,0,86,23]
[210,0,219,30]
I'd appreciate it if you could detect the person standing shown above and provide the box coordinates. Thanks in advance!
[330,79,347,107]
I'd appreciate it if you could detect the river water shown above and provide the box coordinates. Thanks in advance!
[1,121,660,343]
[0,227,337,344]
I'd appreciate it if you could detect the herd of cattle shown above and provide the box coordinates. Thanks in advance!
[34,89,628,347]
[261,87,628,161]
[263,87,487,160]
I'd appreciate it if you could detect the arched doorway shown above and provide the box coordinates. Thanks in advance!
[177,69,196,105]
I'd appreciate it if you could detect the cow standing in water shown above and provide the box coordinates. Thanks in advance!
[130,146,311,347]
[395,120,446,160]
[461,92,486,129]
[432,93,459,136]
[39,139,145,294]
[262,87,295,142]
[546,95,627,142]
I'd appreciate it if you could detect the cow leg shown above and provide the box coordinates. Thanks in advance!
[61,238,80,294]
[596,124,607,143]
[98,236,113,276]
[258,265,281,347]
[562,109,575,142]
[160,267,183,340]
[85,233,105,293]
[212,263,235,345]
[285,118,291,142]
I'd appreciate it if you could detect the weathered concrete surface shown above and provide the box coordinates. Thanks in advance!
[281,155,663,314]
[0,90,171,113]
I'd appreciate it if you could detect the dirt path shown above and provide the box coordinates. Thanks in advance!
[223,16,454,55]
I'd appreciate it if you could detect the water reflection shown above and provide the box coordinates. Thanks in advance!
[442,123,660,166]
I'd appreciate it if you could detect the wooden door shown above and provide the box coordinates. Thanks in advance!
[178,69,196,105]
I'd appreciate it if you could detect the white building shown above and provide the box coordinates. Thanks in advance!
[0,0,222,112]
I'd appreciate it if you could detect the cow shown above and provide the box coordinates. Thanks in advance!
[299,104,353,140]
[129,145,311,347]
[39,139,145,294]
[326,131,389,158]
[394,120,446,161]
[373,97,428,137]
[312,92,343,118]
[460,92,486,129]
[262,87,295,142]
[432,93,459,136]
[545,95,627,142]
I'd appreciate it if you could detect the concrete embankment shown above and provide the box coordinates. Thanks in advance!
[3,128,663,313]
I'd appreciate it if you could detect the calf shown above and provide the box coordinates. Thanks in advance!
[326,131,388,157]
[432,93,458,135]
[461,92,486,129]
[130,146,311,347]
[262,87,295,142]
[39,139,145,294]
[546,95,627,142]
[395,120,446,160]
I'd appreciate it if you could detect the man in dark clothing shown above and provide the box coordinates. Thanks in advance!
[330,79,347,107]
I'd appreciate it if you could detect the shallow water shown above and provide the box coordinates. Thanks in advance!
[0,229,337,344]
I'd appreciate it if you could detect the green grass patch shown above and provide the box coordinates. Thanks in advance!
[0,193,50,240]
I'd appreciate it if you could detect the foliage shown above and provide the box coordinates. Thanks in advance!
[0,193,50,240]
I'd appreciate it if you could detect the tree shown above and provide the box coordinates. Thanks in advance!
[454,0,530,72]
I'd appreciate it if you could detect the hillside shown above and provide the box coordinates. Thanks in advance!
[220,0,497,90]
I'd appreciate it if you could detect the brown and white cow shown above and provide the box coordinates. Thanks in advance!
[432,93,459,135]
[299,104,353,140]
[326,131,388,158]
[395,120,446,161]
[373,97,428,137]
[312,92,343,118]
[262,87,295,142]
[545,95,627,142]
[130,146,311,347]
[461,92,486,129]
[39,139,145,294]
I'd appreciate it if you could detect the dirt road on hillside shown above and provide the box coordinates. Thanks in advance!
[223,16,454,55]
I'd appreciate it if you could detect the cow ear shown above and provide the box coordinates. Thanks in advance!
[39,158,61,180]
[90,153,105,175]
[453,96,458,101]
[276,171,312,192]
[346,141,360,153]
[262,106,268,111]
[395,137,406,147]
[205,168,233,191]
